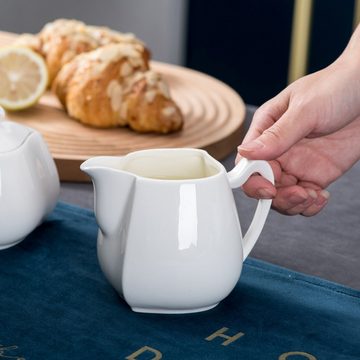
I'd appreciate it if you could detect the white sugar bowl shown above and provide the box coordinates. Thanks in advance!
[0,108,60,249]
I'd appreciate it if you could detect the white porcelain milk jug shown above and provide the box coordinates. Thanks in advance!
[81,148,273,314]
[0,109,60,249]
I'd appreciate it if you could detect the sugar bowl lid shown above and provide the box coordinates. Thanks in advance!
[0,107,32,153]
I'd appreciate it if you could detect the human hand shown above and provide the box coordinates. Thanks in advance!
[237,118,360,215]
[236,25,360,215]
[239,60,360,161]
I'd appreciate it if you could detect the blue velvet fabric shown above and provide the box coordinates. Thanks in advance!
[0,202,359,360]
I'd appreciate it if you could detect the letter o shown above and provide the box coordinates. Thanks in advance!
[279,351,317,360]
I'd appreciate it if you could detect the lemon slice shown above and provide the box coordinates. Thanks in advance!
[0,46,48,111]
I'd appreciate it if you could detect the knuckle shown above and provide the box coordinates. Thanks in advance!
[262,124,284,143]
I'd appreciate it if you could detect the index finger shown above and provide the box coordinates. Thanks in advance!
[242,89,290,144]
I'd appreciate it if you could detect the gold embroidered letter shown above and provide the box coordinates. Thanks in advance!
[126,346,162,359]
[279,351,317,360]
[205,327,245,346]
[0,344,25,360]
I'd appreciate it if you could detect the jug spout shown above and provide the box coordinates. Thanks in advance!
[80,156,136,237]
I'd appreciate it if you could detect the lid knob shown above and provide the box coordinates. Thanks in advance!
[0,120,32,153]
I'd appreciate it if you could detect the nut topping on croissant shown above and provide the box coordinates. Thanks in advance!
[52,43,183,133]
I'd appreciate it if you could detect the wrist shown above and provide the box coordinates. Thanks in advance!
[329,116,360,172]
[336,24,360,69]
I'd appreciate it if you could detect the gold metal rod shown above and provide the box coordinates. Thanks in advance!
[288,0,314,84]
[353,0,360,29]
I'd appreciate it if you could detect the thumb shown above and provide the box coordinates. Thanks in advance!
[238,108,312,160]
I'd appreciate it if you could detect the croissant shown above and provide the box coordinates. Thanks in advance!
[15,19,149,84]
[52,43,183,133]
[14,19,183,133]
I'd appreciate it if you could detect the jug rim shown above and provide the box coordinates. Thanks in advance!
[81,148,227,182]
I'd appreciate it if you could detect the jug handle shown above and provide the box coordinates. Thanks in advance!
[227,158,274,260]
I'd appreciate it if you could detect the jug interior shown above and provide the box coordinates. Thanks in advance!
[122,151,220,180]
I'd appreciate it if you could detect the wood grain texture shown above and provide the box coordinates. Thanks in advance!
[0,31,245,181]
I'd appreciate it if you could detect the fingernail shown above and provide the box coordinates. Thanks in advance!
[308,189,317,199]
[316,190,330,206]
[258,188,274,199]
[321,190,330,199]
[238,141,265,152]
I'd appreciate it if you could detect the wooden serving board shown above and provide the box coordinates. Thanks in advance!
[0,31,246,181]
